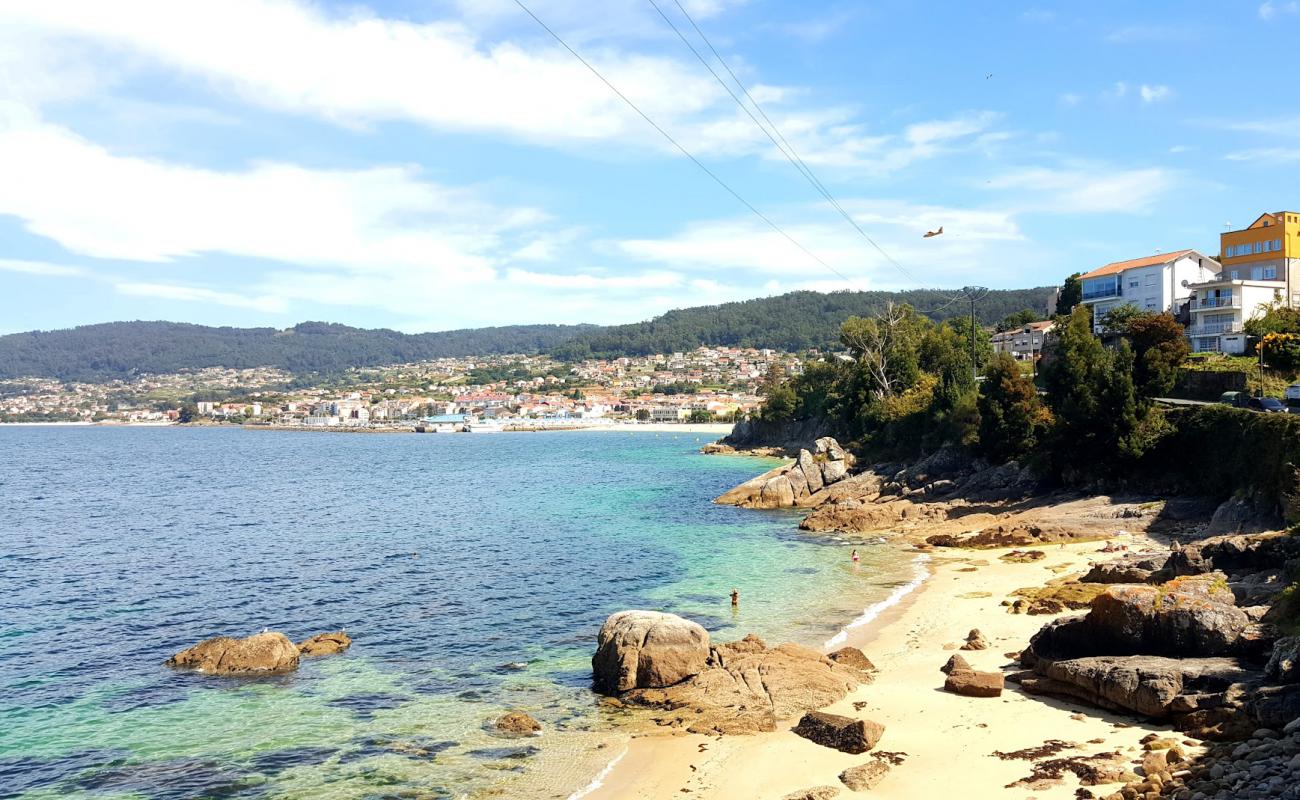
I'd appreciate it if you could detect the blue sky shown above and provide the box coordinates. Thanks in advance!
[2,0,1299,334]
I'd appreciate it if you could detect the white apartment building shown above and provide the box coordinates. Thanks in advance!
[1078,250,1221,334]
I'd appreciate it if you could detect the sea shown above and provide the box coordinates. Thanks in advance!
[0,426,923,799]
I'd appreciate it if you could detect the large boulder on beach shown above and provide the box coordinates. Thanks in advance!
[1027,577,1248,661]
[297,631,351,656]
[792,711,884,754]
[1266,636,1300,683]
[592,611,709,694]
[621,636,862,735]
[1013,655,1252,719]
[943,669,1004,697]
[165,631,300,674]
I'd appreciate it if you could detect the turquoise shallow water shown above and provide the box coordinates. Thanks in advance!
[0,427,918,799]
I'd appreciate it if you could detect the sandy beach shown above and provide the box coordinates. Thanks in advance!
[583,533,1186,800]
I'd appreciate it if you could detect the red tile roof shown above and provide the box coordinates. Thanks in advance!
[1079,249,1195,280]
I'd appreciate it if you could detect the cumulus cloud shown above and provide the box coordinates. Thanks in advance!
[1139,84,1173,103]
[985,166,1175,214]
[1259,1,1300,19]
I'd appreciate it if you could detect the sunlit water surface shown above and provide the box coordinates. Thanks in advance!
[0,427,918,799]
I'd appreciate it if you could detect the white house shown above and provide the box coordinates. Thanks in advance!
[1077,250,1221,334]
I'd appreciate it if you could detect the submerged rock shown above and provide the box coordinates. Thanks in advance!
[165,631,300,675]
[297,631,351,657]
[792,711,884,754]
[592,610,710,695]
[494,711,542,736]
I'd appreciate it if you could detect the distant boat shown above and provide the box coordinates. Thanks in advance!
[467,421,504,433]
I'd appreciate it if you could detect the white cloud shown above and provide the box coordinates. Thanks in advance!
[115,282,288,312]
[1107,25,1200,43]
[0,258,86,277]
[1059,93,1081,107]
[617,200,1028,289]
[1225,147,1300,162]
[0,117,535,276]
[1139,84,1173,103]
[0,0,964,171]
[985,166,1175,214]
[1259,1,1299,19]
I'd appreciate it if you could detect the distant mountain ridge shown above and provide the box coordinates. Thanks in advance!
[0,321,597,382]
[549,287,1055,360]
[0,287,1055,382]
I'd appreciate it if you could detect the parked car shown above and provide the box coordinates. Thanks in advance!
[1218,391,1249,408]
[1246,396,1286,413]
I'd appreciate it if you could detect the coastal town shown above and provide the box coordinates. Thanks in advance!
[0,346,801,428]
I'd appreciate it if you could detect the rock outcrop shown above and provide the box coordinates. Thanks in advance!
[927,523,1110,549]
[495,711,542,736]
[792,711,885,754]
[297,631,351,656]
[827,646,877,675]
[1027,578,1248,661]
[592,610,710,695]
[605,626,863,735]
[715,438,853,509]
[165,631,301,675]
[839,760,890,791]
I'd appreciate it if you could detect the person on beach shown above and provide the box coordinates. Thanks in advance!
[730,588,739,607]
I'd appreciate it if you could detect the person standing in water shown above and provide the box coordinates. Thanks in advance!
[851,549,860,562]
[730,588,739,607]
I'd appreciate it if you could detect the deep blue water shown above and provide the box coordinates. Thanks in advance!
[0,427,914,799]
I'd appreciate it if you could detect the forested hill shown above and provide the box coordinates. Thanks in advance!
[548,288,1055,360]
[0,321,598,382]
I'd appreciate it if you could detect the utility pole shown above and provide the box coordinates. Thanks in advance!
[963,286,988,382]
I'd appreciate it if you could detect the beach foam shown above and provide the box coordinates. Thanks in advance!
[824,554,930,649]
[566,744,629,800]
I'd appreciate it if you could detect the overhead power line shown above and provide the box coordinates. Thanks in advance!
[510,0,858,288]
[655,0,957,300]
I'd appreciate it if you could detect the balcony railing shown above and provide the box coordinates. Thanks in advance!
[1191,296,1241,310]
[1185,321,1244,336]
[1082,286,1120,300]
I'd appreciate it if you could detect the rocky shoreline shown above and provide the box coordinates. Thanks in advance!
[588,438,1300,799]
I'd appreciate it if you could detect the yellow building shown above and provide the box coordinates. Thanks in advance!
[1219,211,1300,303]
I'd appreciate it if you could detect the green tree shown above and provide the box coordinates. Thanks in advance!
[687,408,714,423]
[1041,307,1142,475]
[977,352,1048,463]
[177,403,198,424]
[1057,273,1083,318]
[634,408,651,421]
[995,309,1040,333]
[1123,312,1190,400]
[761,383,797,422]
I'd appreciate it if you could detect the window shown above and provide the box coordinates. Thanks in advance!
[1145,302,1157,310]
[1264,266,1278,280]
[1231,270,1240,279]
[1255,241,1263,254]
[1276,239,1283,249]
[1128,279,1139,288]
[1145,273,1157,286]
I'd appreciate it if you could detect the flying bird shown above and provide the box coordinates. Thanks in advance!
[986,73,993,79]
[923,226,944,238]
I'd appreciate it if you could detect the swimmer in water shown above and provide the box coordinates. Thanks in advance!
[851,549,860,562]
[730,588,739,607]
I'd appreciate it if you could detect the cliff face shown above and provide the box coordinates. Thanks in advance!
[719,417,838,456]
